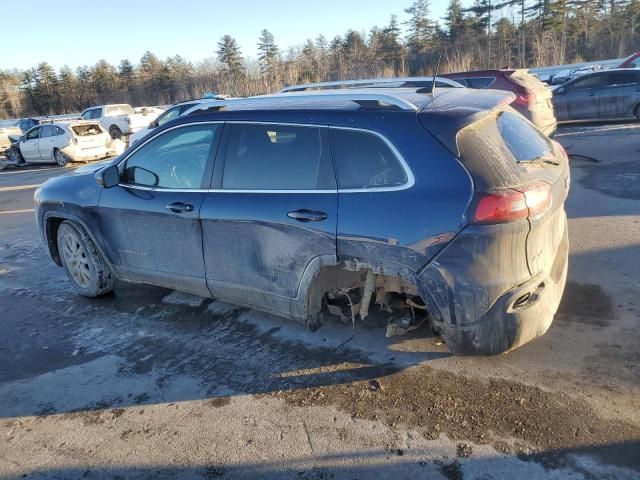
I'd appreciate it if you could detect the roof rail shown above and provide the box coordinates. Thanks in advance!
[184,90,420,115]
[279,77,462,93]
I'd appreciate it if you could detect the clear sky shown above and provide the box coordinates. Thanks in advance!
[4,0,457,71]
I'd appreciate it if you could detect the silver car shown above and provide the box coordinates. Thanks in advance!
[553,69,640,122]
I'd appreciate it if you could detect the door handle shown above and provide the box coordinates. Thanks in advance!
[287,209,327,222]
[165,202,194,213]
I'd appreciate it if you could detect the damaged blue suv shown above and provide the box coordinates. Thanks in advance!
[35,87,569,355]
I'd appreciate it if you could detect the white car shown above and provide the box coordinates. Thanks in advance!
[128,99,206,146]
[80,104,161,140]
[15,121,112,166]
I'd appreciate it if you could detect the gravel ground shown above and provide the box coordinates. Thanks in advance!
[0,124,638,480]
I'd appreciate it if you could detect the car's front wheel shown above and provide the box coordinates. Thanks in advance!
[57,221,115,297]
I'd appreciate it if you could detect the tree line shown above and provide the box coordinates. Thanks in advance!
[1,0,639,119]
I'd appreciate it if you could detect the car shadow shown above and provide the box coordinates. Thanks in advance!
[4,441,638,479]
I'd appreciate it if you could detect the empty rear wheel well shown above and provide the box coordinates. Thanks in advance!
[305,264,431,334]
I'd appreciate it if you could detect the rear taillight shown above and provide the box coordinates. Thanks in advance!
[471,182,552,224]
[72,137,78,145]
[513,94,531,106]
[125,117,131,124]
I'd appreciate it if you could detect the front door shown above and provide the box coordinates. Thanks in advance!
[199,122,338,315]
[564,74,605,120]
[98,123,222,297]
[20,126,42,161]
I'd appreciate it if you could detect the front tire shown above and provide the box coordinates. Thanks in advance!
[54,148,69,167]
[57,221,115,297]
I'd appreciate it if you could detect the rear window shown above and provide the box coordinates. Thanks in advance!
[72,124,104,136]
[105,105,134,116]
[457,109,554,190]
[465,77,496,89]
[496,111,552,162]
[222,124,332,190]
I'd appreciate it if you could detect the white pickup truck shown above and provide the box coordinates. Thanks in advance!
[80,104,161,139]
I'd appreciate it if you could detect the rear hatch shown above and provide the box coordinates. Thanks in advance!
[71,123,108,149]
[508,70,556,133]
[454,108,569,277]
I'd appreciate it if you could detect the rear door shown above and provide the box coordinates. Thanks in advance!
[200,122,337,315]
[598,70,640,119]
[20,126,42,161]
[38,125,57,161]
[98,123,221,297]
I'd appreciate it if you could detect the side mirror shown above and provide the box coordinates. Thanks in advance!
[95,164,120,188]
[150,120,158,128]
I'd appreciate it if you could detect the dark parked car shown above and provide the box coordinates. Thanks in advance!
[552,69,640,122]
[35,89,570,355]
[441,69,557,136]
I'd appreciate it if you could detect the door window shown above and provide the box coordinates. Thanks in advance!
[25,127,41,140]
[607,71,639,86]
[40,125,55,138]
[155,106,182,126]
[568,75,604,91]
[122,124,219,189]
[330,129,408,189]
[221,124,331,190]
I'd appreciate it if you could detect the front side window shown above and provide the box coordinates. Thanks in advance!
[26,127,41,140]
[569,75,604,91]
[123,124,219,189]
[330,129,408,189]
[222,124,328,190]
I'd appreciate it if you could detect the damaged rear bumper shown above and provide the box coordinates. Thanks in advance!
[439,227,569,355]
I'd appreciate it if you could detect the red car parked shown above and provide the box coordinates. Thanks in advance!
[441,69,557,136]
[617,52,640,69]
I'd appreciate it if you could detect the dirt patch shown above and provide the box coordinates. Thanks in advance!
[267,366,640,470]
[209,397,231,408]
[555,282,615,326]
[579,161,640,200]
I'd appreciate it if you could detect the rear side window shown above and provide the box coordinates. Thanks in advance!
[465,77,495,89]
[123,124,219,189]
[607,71,639,86]
[496,111,552,162]
[330,129,407,189]
[222,124,331,190]
[40,125,54,138]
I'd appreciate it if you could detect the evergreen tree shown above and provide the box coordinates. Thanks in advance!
[404,0,435,54]
[217,35,245,77]
[257,29,280,80]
